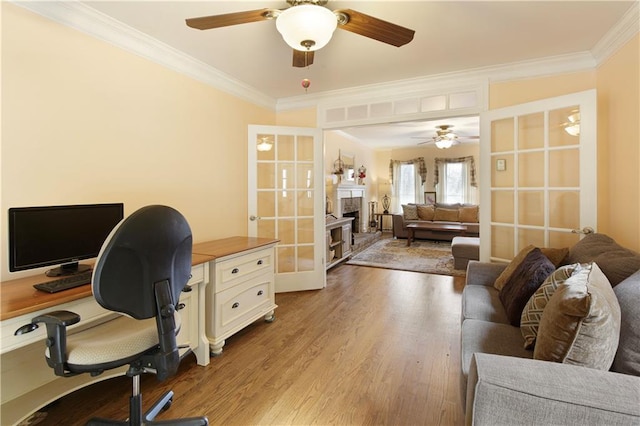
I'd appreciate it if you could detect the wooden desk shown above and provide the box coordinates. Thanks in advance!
[0,250,216,426]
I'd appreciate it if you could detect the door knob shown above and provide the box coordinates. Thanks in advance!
[249,215,261,221]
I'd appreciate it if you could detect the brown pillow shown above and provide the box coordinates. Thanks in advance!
[567,233,640,286]
[417,205,435,221]
[494,245,535,291]
[541,247,569,267]
[495,245,568,291]
[534,262,621,370]
[458,206,478,223]
[402,204,419,220]
[434,207,459,222]
[498,248,556,326]
[520,263,582,349]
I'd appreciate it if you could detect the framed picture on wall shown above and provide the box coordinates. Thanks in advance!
[425,192,436,205]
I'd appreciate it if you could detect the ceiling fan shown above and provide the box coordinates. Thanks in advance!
[415,125,479,149]
[185,0,415,68]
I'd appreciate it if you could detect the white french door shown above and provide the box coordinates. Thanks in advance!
[248,125,326,292]
[479,89,597,262]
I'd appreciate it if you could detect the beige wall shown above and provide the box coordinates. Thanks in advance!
[596,34,640,250]
[1,4,275,280]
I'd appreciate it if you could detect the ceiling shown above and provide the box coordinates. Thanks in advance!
[78,1,634,148]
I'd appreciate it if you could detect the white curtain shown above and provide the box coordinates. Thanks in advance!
[390,159,426,212]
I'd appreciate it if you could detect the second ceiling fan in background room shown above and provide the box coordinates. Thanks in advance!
[186,0,415,67]
[415,125,480,149]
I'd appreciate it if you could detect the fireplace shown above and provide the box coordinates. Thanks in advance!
[342,197,361,233]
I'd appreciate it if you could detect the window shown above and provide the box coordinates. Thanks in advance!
[397,163,417,206]
[434,156,477,205]
[442,162,467,204]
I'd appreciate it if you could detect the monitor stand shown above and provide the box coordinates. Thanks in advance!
[46,262,92,277]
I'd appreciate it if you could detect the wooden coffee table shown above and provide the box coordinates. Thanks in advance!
[406,223,468,246]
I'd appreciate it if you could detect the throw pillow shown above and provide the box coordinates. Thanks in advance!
[434,207,459,222]
[520,263,583,349]
[499,248,556,326]
[494,245,569,291]
[402,204,419,220]
[417,205,435,221]
[458,206,479,223]
[541,247,569,267]
[494,245,535,291]
[612,269,640,375]
[534,262,621,370]
[566,233,640,286]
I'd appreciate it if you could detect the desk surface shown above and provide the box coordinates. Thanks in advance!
[1,236,277,321]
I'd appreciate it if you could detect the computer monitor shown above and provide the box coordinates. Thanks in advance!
[8,203,124,277]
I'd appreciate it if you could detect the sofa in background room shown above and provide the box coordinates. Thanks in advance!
[392,203,480,241]
[461,233,640,425]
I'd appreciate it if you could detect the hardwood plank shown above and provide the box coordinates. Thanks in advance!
[37,265,465,425]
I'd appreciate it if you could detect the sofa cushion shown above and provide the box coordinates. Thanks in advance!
[534,262,621,370]
[434,207,459,222]
[499,248,555,326]
[566,233,640,286]
[462,285,509,324]
[401,204,419,220]
[494,245,568,291]
[416,204,435,220]
[612,269,640,376]
[459,206,479,223]
[520,263,583,349]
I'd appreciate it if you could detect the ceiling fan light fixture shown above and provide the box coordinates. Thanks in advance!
[564,112,581,136]
[256,137,273,152]
[276,4,337,51]
[435,139,453,149]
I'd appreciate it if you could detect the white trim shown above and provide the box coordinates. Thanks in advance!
[13,1,637,112]
[12,0,276,110]
[592,1,640,65]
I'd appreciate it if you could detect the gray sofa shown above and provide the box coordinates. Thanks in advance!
[461,233,640,425]
[392,203,480,241]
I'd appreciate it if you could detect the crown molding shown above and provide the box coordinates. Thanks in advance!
[591,1,639,65]
[276,51,596,111]
[12,1,277,110]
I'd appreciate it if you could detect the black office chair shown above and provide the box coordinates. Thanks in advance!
[31,205,209,425]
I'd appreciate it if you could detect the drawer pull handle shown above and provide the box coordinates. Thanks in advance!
[176,303,186,311]
[182,285,193,293]
[189,274,193,279]
[257,260,263,265]
[232,302,240,309]
[15,323,38,336]
[257,290,264,296]
[232,268,239,274]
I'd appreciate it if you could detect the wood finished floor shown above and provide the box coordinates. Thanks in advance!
[39,265,466,426]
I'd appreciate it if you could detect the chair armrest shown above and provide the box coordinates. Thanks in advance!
[466,353,640,425]
[392,214,407,238]
[31,310,80,377]
[465,261,507,287]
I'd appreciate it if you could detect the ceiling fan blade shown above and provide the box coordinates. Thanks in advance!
[293,50,315,68]
[186,9,272,30]
[335,9,415,47]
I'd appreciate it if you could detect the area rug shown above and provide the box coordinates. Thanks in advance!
[346,238,465,277]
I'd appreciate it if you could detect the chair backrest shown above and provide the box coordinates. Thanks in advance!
[92,205,193,320]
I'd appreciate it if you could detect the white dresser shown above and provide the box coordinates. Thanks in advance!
[192,237,278,356]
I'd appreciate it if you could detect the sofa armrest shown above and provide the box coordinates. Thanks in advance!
[465,261,507,287]
[392,214,408,238]
[466,353,640,426]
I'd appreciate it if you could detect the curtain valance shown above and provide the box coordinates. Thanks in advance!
[388,157,427,184]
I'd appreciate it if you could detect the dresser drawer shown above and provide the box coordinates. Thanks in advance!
[210,276,274,339]
[214,247,273,293]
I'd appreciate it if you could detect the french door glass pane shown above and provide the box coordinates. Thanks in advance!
[549,149,579,187]
[518,113,544,150]
[491,118,514,152]
[491,225,514,259]
[549,106,580,147]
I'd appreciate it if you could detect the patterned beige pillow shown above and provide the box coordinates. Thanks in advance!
[402,204,419,220]
[520,263,582,349]
[533,262,621,370]
[417,205,435,221]
[459,206,479,223]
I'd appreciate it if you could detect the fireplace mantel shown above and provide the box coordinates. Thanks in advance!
[336,184,365,199]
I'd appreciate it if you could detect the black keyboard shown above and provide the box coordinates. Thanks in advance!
[33,271,93,293]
